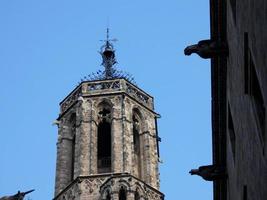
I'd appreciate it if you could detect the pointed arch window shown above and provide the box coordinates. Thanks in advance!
[134,191,140,200]
[132,109,142,179]
[133,115,141,154]
[119,187,127,200]
[106,191,111,200]
[97,107,112,173]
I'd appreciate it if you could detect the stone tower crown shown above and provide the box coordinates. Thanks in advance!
[54,32,164,200]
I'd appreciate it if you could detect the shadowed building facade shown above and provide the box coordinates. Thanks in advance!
[53,31,164,200]
[185,0,267,200]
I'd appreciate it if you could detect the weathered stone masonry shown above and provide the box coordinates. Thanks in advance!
[54,78,164,200]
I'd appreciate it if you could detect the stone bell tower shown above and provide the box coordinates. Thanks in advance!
[53,29,164,200]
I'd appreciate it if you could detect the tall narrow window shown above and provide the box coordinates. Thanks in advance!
[243,185,247,200]
[133,112,141,178]
[71,134,76,180]
[228,106,236,162]
[133,115,140,154]
[119,187,127,200]
[106,191,111,200]
[97,108,111,173]
[134,191,140,200]
[69,114,76,181]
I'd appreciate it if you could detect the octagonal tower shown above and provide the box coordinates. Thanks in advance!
[53,30,164,200]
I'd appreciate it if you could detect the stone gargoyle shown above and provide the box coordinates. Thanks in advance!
[0,190,34,200]
[189,165,227,181]
[184,39,228,59]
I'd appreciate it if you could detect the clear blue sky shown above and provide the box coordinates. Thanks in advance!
[0,1,212,199]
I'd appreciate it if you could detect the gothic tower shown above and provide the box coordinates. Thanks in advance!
[54,30,164,200]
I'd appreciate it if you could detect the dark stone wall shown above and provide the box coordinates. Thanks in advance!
[226,0,267,199]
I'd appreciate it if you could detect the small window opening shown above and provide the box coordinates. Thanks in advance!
[69,114,76,181]
[106,191,111,200]
[134,191,140,200]
[228,106,236,162]
[133,115,140,153]
[243,185,247,200]
[97,108,111,173]
[71,134,76,180]
[119,187,127,200]
[133,113,141,178]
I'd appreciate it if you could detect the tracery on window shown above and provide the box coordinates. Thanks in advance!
[98,108,111,122]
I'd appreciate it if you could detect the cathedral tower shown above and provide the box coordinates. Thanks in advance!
[54,30,164,200]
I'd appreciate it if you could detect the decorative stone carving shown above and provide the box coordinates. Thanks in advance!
[61,87,82,113]
[88,80,121,91]
[126,83,149,105]
[59,79,154,116]
[55,77,163,199]
[99,174,163,200]
[184,39,228,59]
[0,190,34,200]
[82,177,107,194]
[189,165,227,181]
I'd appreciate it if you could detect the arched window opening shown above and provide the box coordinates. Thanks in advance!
[133,115,140,154]
[134,191,140,200]
[119,187,127,200]
[97,108,111,173]
[71,134,76,180]
[133,112,142,178]
[69,114,76,181]
[103,190,111,200]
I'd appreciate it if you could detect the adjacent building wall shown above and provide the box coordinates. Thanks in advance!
[211,0,267,199]
[226,0,267,199]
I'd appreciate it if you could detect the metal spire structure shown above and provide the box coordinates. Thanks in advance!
[100,28,117,79]
[79,28,136,85]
